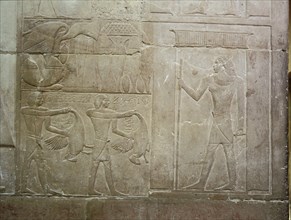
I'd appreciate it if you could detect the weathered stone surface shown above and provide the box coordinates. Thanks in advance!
[0,197,288,220]
[0,54,16,146]
[0,148,16,194]
[0,0,288,218]
[88,199,285,220]
[0,0,17,52]
[0,196,87,220]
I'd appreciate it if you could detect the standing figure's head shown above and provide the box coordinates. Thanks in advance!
[213,56,236,77]
[27,91,44,107]
[94,94,110,109]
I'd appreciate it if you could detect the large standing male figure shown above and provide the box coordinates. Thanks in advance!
[179,57,245,190]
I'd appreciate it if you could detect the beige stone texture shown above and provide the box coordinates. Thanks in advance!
[0,0,289,218]
[0,0,17,52]
[0,54,16,146]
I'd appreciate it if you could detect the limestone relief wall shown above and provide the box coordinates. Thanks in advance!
[0,0,289,219]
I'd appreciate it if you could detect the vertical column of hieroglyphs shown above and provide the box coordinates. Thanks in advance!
[144,0,273,195]
[19,0,150,196]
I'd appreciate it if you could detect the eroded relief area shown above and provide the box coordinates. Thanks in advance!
[18,0,273,198]
[23,0,144,20]
[21,19,148,93]
[144,0,271,21]
[146,0,245,17]
[23,0,93,19]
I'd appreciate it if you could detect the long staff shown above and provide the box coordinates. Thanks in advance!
[174,59,183,190]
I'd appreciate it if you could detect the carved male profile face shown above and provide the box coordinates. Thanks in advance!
[27,91,44,107]
[102,98,110,108]
[94,95,110,109]
[213,58,224,73]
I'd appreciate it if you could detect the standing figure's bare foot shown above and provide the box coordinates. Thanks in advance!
[88,189,102,196]
[64,153,78,162]
[21,187,37,194]
[184,2,208,15]
[215,182,235,191]
[129,155,141,165]
[111,190,127,196]
[183,180,206,190]
[46,187,64,196]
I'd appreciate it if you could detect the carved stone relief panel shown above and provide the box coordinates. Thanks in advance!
[18,0,151,197]
[19,91,151,196]
[0,0,287,217]
[147,23,273,196]
[176,49,247,192]
[17,0,283,198]
[22,20,141,55]
[21,53,149,93]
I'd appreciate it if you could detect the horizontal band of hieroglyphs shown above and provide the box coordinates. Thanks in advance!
[173,31,251,49]
[27,92,152,107]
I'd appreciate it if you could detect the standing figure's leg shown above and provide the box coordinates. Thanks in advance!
[34,153,47,193]
[21,138,37,193]
[223,0,236,15]
[184,0,208,15]
[185,144,217,189]
[21,153,34,193]
[34,149,63,195]
[37,0,42,15]
[49,0,57,17]
[103,160,125,196]
[88,145,103,195]
[101,141,125,196]
[229,0,235,14]
[222,144,236,190]
[88,159,101,195]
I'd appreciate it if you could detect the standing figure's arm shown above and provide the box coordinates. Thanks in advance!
[86,109,136,119]
[179,77,209,101]
[21,107,70,116]
[44,117,69,136]
[111,119,131,138]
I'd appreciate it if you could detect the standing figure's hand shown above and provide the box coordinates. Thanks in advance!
[62,107,71,114]
[234,129,245,136]
[178,79,185,89]
[61,128,70,137]
[124,110,137,117]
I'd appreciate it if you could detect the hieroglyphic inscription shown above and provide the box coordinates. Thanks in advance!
[145,0,271,23]
[173,31,250,49]
[92,0,143,20]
